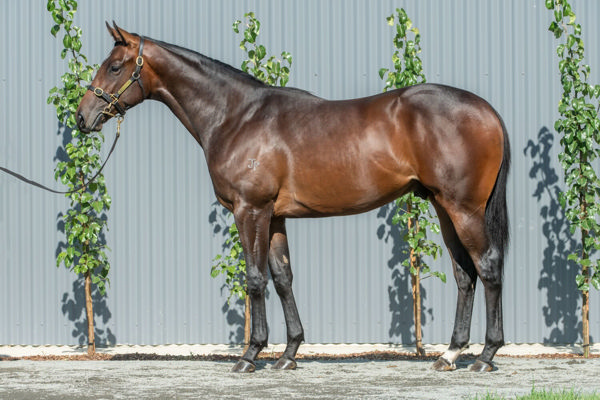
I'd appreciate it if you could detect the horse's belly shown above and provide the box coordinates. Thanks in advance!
[273,175,413,218]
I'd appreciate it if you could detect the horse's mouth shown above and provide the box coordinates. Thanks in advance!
[76,109,105,133]
[87,112,107,132]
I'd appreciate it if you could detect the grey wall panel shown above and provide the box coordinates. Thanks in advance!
[1,0,598,345]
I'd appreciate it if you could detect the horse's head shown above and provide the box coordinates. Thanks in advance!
[76,22,148,133]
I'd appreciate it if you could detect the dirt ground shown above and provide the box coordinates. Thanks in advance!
[1,352,599,399]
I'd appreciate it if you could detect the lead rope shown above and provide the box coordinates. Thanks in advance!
[0,117,122,195]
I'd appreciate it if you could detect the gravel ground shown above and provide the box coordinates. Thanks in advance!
[1,356,599,399]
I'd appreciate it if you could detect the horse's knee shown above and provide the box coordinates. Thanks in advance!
[273,277,293,297]
[480,270,502,290]
[272,267,293,294]
[246,269,268,296]
[455,268,476,295]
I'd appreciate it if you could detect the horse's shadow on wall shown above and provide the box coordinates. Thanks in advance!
[524,127,589,344]
[54,124,115,346]
[376,203,433,344]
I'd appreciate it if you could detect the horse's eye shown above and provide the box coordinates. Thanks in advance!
[109,64,121,73]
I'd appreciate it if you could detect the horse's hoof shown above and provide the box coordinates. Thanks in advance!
[272,357,297,370]
[231,359,256,373]
[470,359,494,372]
[431,357,456,371]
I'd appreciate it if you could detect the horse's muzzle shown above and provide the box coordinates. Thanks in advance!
[77,110,105,133]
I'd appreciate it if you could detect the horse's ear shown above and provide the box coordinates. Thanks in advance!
[106,21,128,45]
[106,21,119,43]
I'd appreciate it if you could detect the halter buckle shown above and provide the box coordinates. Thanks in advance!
[93,87,104,96]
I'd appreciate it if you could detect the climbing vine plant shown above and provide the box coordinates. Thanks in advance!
[47,0,111,355]
[547,0,600,358]
[211,11,292,343]
[379,8,445,356]
[233,12,292,87]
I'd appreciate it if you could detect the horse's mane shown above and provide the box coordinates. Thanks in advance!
[145,35,314,97]
[152,38,263,83]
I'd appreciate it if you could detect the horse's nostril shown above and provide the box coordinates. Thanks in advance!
[76,112,85,129]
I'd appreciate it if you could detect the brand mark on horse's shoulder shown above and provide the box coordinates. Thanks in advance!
[248,158,260,171]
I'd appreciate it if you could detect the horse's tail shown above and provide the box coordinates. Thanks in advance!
[485,113,510,263]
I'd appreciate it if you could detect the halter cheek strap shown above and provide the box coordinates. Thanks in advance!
[87,36,145,118]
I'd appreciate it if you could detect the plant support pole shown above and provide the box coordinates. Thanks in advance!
[244,295,251,350]
[85,270,95,355]
[408,207,425,356]
[581,194,589,358]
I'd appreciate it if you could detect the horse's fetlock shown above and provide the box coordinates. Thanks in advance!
[288,330,304,344]
[486,333,504,349]
[251,335,268,349]
[450,336,470,351]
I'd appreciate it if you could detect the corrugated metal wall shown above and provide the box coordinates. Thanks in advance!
[1,0,598,345]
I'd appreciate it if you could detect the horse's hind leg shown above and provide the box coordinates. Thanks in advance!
[431,202,478,371]
[436,202,504,372]
[268,217,305,370]
[471,245,504,372]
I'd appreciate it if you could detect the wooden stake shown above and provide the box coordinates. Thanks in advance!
[408,202,425,356]
[85,270,95,356]
[244,295,251,353]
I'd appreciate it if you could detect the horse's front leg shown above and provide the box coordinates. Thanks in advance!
[268,217,304,370]
[230,202,273,373]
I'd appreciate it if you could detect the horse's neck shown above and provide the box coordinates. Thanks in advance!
[150,42,263,148]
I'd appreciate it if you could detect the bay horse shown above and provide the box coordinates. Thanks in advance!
[77,23,510,373]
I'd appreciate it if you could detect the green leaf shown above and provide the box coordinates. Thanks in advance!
[549,21,562,38]
[92,201,104,214]
[52,11,64,24]
[554,9,563,23]
[232,19,241,34]
[435,272,447,283]
[567,34,575,49]
[257,45,266,61]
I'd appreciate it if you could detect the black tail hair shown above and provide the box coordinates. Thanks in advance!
[485,113,510,263]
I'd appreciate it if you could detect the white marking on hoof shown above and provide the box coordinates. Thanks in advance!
[441,348,463,364]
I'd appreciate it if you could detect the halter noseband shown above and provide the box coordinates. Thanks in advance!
[87,36,145,118]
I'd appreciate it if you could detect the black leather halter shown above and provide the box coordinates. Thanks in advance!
[0,40,145,194]
[87,36,145,117]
